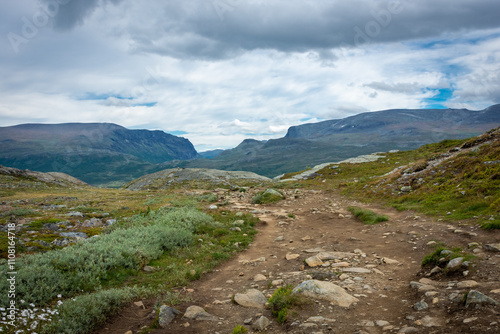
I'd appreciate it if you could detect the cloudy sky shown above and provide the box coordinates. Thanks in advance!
[1,0,499,151]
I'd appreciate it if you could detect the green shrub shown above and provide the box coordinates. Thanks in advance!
[0,224,192,306]
[348,206,389,225]
[42,287,151,334]
[267,285,303,324]
[196,193,218,203]
[1,208,35,217]
[481,219,500,230]
[231,325,249,334]
[421,247,447,267]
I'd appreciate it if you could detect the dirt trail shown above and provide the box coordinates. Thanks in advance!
[97,188,500,334]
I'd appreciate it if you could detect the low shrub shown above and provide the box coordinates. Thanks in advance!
[348,206,389,225]
[252,189,284,204]
[267,285,303,324]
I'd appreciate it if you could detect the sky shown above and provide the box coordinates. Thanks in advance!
[1,0,499,151]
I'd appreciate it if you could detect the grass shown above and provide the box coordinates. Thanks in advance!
[231,325,249,334]
[421,244,476,275]
[267,285,304,324]
[348,206,389,225]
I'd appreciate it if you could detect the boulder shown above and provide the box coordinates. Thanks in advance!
[158,305,181,328]
[293,280,358,308]
[234,289,267,308]
[183,306,217,321]
[465,290,499,307]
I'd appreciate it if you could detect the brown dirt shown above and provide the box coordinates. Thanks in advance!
[95,188,500,334]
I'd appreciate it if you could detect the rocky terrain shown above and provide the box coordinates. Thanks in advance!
[96,186,500,334]
[123,168,271,191]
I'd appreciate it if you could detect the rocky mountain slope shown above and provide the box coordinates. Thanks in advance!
[0,123,198,186]
[161,105,500,178]
[124,168,270,191]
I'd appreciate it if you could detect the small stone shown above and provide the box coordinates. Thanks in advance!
[134,301,145,309]
[158,305,181,328]
[209,205,218,210]
[253,274,267,282]
[376,320,390,327]
[183,306,217,321]
[457,280,479,289]
[286,253,300,260]
[359,320,375,326]
[382,257,399,265]
[299,323,317,329]
[301,235,313,241]
[305,255,324,267]
[420,315,443,327]
[272,279,284,286]
[252,316,270,331]
[465,290,499,307]
[446,257,464,272]
[484,243,500,252]
[143,266,155,272]
[413,300,429,311]
[398,327,418,333]
[234,289,267,308]
[463,317,478,324]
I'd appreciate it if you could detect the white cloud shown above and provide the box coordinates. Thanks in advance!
[0,1,499,151]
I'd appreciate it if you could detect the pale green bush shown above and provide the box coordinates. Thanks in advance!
[42,287,151,334]
[0,224,192,306]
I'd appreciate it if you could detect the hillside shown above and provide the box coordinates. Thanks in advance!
[0,128,499,333]
[0,123,199,186]
[164,105,500,178]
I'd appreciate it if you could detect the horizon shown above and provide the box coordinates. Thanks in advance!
[1,1,500,151]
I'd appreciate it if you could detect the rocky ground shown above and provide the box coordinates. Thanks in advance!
[96,187,500,334]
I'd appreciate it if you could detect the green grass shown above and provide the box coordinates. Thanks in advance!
[267,285,304,324]
[348,206,389,225]
[231,325,249,334]
[481,220,500,230]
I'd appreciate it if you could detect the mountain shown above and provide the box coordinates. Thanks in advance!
[167,105,500,177]
[199,149,226,159]
[0,123,199,186]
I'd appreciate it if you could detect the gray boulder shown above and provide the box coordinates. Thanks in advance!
[293,280,358,308]
[183,305,217,321]
[465,290,499,307]
[234,289,267,308]
[158,305,181,328]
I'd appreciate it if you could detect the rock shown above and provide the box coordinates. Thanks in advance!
[263,188,285,199]
[446,257,464,272]
[463,317,478,324]
[286,253,300,260]
[399,327,418,333]
[457,280,479,289]
[420,315,443,327]
[158,305,181,327]
[305,255,324,267]
[253,274,267,282]
[81,218,103,227]
[293,280,359,308]
[341,268,371,274]
[67,211,84,217]
[490,289,500,294]
[105,219,116,226]
[51,238,71,247]
[382,257,400,265]
[230,227,241,232]
[252,316,270,331]
[272,279,284,286]
[307,316,336,323]
[465,290,499,307]
[209,205,218,210]
[233,220,245,226]
[359,320,375,326]
[275,236,285,241]
[400,186,412,192]
[317,251,357,260]
[413,300,429,311]
[143,266,155,272]
[376,320,390,327]
[234,289,267,308]
[484,243,500,252]
[304,248,323,253]
[299,323,317,328]
[43,223,59,231]
[59,232,88,239]
[183,306,217,321]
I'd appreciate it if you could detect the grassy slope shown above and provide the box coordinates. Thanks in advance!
[298,127,500,228]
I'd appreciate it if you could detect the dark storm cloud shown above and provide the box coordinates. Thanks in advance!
[40,0,123,30]
[122,0,500,59]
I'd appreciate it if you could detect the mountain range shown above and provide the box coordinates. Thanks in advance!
[1,105,499,186]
